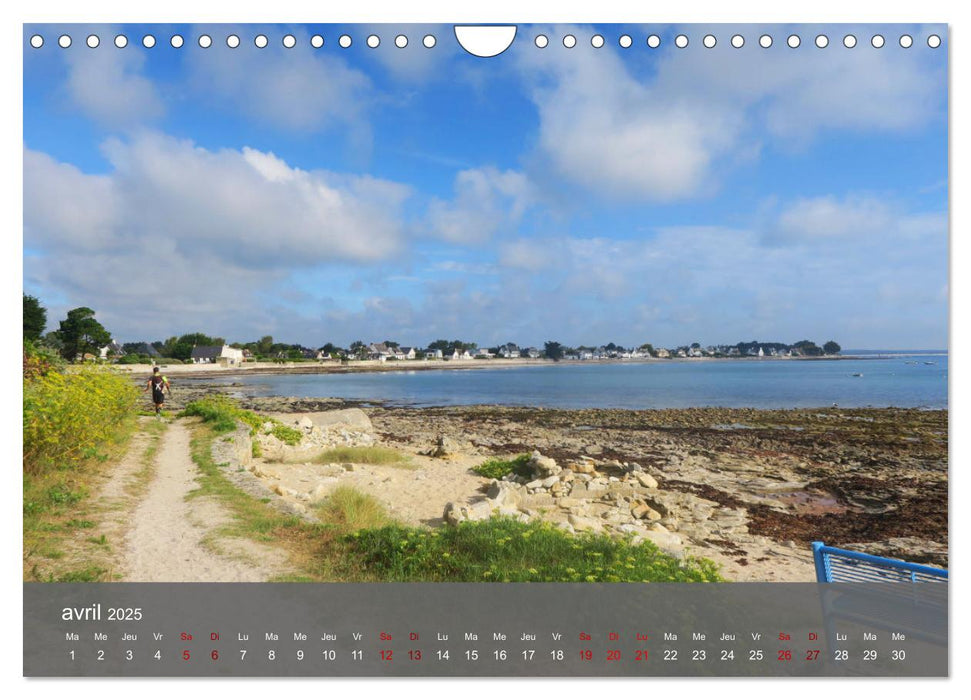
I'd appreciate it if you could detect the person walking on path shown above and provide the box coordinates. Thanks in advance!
[146,367,170,417]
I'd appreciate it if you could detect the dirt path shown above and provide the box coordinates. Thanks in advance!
[122,420,290,582]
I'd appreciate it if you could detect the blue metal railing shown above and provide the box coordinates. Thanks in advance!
[812,541,948,583]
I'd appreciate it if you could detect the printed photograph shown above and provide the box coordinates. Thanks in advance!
[23,23,948,586]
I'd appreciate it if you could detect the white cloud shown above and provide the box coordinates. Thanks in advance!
[428,260,499,275]
[515,43,739,201]
[31,188,940,349]
[89,133,410,265]
[498,239,554,271]
[359,23,455,82]
[771,194,947,245]
[775,195,896,240]
[62,42,164,127]
[651,24,945,142]
[486,196,947,348]
[426,166,533,243]
[187,34,373,137]
[24,151,119,250]
[24,134,413,340]
[513,24,945,202]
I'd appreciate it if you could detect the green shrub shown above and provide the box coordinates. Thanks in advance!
[346,517,722,582]
[181,396,301,445]
[179,395,241,432]
[23,364,138,475]
[315,486,392,533]
[54,567,109,582]
[271,423,303,446]
[472,454,532,479]
[23,340,66,379]
[46,485,85,506]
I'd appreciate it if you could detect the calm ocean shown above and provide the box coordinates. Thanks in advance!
[197,354,948,410]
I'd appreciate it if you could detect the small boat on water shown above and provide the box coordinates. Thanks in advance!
[924,361,936,365]
[852,373,863,377]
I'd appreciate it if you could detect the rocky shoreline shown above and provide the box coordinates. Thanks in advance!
[180,381,948,581]
[371,404,947,569]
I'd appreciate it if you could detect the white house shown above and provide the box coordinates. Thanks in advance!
[98,341,123,359]
[367,342,393,360]
[191,345,244,366]
[398,346,417,360]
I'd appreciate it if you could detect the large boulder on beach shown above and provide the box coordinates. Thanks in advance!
[257,409,376,461]
[640,529,684,557]
[443,501,467,526]
[486,480,523,509]
[568,514,604,533]
[423,435,458,458]
[284,408,373,434]
[444,499,494,525]
[305,408,373,432]
[528,451,561,478]
[569,459,597,474]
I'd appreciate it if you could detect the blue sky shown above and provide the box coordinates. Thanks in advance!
[23,23,948,349]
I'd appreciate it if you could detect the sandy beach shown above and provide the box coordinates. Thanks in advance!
[112,353,870,380]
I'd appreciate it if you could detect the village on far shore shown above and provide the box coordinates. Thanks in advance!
[99,336,843,368]
[23,298,842,369]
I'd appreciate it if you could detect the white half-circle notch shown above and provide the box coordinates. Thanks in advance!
[454,25,517,57]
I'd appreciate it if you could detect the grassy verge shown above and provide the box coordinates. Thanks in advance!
[24,342,144,580]
[185,423,723,583]
[23,419,166,582]
[185,424,344,580]
[23,426,130,581]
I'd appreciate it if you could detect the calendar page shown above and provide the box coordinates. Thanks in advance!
[21,20,948,678]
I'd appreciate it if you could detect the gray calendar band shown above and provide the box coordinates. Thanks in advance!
[24,582,947,677]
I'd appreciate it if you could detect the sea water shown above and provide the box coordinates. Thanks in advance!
[193,354,948,410]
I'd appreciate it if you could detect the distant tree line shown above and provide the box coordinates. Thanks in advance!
[22,294,843,364]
